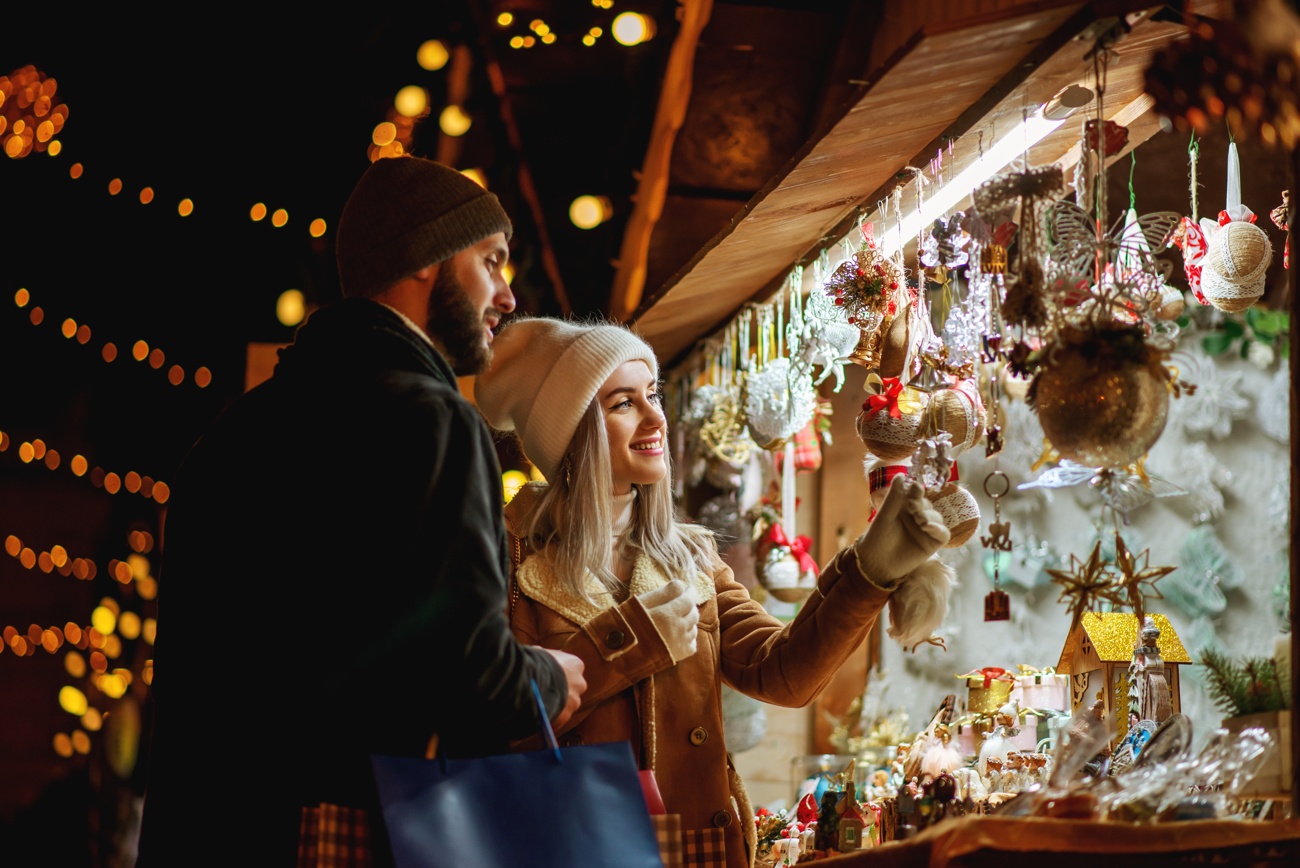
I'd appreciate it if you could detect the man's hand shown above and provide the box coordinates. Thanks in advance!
[540,647,586,729]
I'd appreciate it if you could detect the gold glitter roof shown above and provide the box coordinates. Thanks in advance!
[1056,612,1191,671]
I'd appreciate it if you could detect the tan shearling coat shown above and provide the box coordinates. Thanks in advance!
[506,537,893,868]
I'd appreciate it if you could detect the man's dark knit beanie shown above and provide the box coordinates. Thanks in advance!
[335,156,513,299]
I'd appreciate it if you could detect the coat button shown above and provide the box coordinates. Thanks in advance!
[605,630,626,649]
[689,726,708,746]
[712,810,733,828]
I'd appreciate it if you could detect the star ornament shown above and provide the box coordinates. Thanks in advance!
[1046,540,1121,637]
[1111,532,1175,627]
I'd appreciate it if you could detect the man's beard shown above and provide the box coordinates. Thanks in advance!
[425,266,492,376]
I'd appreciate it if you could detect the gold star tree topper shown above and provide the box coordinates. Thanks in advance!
[1110,532,1175,628]
[1047,539,1123,638]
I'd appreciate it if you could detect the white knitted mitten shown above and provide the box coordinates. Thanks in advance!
[852,474,949,588]
[638,579,699,663]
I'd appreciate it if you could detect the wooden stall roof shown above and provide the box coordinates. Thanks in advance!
[628,1,1222,370]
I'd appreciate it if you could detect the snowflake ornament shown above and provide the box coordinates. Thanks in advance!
[1167,350,1250,440]
[1164,525,1242,619]
[1254,363,1289,444]
[1147,441,1232,524]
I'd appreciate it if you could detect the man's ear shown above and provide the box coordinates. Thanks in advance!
[413,263,438,283]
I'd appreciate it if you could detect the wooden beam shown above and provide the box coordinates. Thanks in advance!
[610,0,714,321]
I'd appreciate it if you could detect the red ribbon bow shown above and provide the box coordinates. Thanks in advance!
[863,376,904,419]
[1218,209,1258,226]
[961,666,1011,689]
[767,523,818,575]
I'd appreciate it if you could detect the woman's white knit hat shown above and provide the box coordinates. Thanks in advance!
[474,317,658,481]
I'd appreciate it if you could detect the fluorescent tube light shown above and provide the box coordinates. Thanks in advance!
[878,112,1067,258]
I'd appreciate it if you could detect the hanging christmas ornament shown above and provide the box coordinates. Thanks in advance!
[1017,457,1187,522]
[1029,324,1171,468]
[981,471,1012,621]
[1045,540,1122,639]
[1198,144,1274,313]
[747,499,819,604]
[855,373,928,462]
[928,482,980,549]
[824,224,904,370]
[920,378,985,457]
[1164,525,1242,619]
[745,356,816,450]
[1110,533,1175,629]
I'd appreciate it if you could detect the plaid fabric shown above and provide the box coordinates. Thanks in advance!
[297,803,374,868]
[651,813,683,868]
[681,827,726,868]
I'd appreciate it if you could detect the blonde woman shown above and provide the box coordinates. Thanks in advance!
[475,317,950,868]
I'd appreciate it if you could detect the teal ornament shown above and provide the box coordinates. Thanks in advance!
[1165,526,1241,619]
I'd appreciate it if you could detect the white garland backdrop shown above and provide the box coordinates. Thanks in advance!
[873,330,1291,754]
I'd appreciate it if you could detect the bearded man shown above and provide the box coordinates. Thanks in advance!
[136,157,585,866]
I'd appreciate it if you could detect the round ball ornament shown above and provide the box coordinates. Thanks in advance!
[922,379,985,455]
[928,482,980,548]
[1200,220,1272,313]
[1031,327,1169,468]
[756,544,816,604]
[856,375,929,462]
[1155,284,1186,320]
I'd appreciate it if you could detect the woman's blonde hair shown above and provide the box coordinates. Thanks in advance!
[520,401,717,603]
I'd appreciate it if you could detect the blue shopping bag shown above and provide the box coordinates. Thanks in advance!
[372,681,663,867]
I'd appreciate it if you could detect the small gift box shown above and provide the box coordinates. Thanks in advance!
[1009,666,1069,713]
[959,668,1015,716]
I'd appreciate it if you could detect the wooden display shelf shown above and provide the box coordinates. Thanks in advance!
[815,816,1300,867]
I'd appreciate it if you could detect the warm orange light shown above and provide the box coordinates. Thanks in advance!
[394,87,427,119]
[71,454,87,475]
[178,198,194,217]
[104,472,121,494]
[153,481,171,503]
[417,39,449,71]
[439,105,471,137]
[108,178,122,195]
[124,471,141,493]
[148,347,165,369]
[271,208,288,227]
[14,288,29,306]
[496,12,513,26]
[46,140,61,156]
[132,340,148,361]
[372,122,397,147]
[309,218,326,238]
[102,342,117,362]
[195,367,212,388]
[44,449,59,470]
[460,168,487,188]
[139,187,154,204]
[277,289,306,326]
[69,162,83,179]
[29,306,43,325]
[612,12,656,45]
[61,318,76,338]
[168,365,184,385]
[76,324,91,343]
[250,202,267,221]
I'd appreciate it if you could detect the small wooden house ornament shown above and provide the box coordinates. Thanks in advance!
[1054,612,1191,738]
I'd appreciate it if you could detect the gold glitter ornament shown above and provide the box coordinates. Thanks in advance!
[980,244,1008,274]
[1031,327,1170,468]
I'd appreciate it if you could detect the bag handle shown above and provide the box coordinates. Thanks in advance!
[530,678,562,761]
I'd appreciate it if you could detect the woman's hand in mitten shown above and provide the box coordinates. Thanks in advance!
[638,579,699,663]
[852,475,949,588]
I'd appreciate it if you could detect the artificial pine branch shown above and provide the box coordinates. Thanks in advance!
[1200,647,1292,716]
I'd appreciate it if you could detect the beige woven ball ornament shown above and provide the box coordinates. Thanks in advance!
[929,482,980,548]
[1199,141,1274,314]
[921,378,986,456]
[855,373,928,462]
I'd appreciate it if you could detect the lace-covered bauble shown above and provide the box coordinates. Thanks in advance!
[923,379,986,455]
[856,385,929,462]
[1155,285,1186,320]
[929,482,980,548]
[1201,220,1272,313]
[743,357,816,450]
